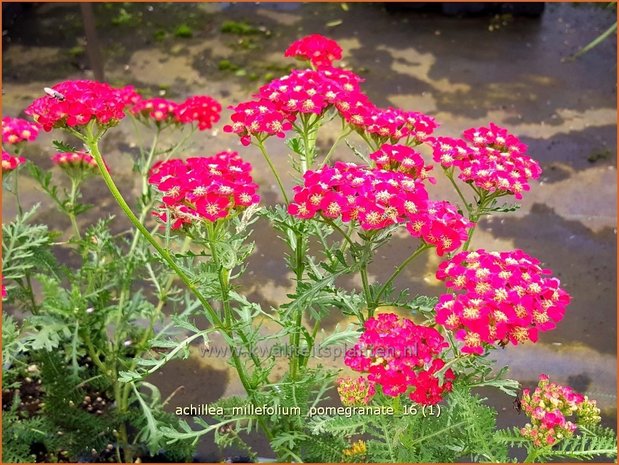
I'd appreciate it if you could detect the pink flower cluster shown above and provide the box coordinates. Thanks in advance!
[148,151,260,228]
[435,249,570,354]
[224,67,365,145]
[288,161,428,230]
[347,106,439,145]
[288,160,471,255]
[226,36,439,146]
[174,95,222,130]
[52,151,98,171]
[284,34,343,69]
[406,200,473,256]
[25,81,221,134]
[337,376,376,407]
[370,144,433,181]
[2,151,26,173]
[2,116,40,145]
[223,99,294,146]
[520,374,601,447]
[131,98,179,123]
[25,80,130,131]
[427,123,542,199]
[131,95,222,130]
[344,313,455,405]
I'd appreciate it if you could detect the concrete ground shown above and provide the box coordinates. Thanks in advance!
[2,2,617,460]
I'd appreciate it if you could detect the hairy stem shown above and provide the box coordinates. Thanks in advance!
[373,243,430,307]
[255,139,289,204]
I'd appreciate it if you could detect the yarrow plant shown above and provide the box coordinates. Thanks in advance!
[2,34,616,464]
[344,313,455,405]
[520,375,601,449]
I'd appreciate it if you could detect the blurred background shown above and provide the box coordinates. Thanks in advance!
[2,2,617,460]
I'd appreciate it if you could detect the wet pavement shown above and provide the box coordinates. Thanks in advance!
[2,2,617,460]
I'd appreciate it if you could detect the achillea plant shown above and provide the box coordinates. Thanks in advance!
[2,34,616,463]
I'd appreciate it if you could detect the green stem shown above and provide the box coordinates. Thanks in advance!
[23,275,39,314]
[569,21,617,60]
[86,134,225,330]
[524,448,539,463]
[289,230,305,382]
[13,168,24,216]
[321,127,352,167]
[255,139,289,204]
[373,243,430,306]
[444,168,470,215]
[87,132,273,445]
[461,191,489,251]
[68,176,82,240]
[359,264,373,317]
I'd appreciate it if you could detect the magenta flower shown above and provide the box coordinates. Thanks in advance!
[344,313,454,405]
[370,144,434,181]
[2,151,26,173]
[131,97,179,123]
[288,162,430,231]
[427,123,542,199]
[52,151,99,172]
[2,116,40,145]
[174,95,222,131]
[148,151,260,229]
[223,99,295,145]
[25,80,130,131]
[406,201,473,256]
[284,34,343,69]
[435,249,570,354]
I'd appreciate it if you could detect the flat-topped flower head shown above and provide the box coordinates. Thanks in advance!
[148,151,260,228]
[370,144,434,181]
[427,123,542,199]
[2,117,40,145]
[174,95,222,130]
[362,108,439,145]
[520,374,601,447]
[252,68,365,123]
[406,200,473,256]
[2,151,26,173]
[223,99,295,146]
[284,34,343,69]
[25,80,130,132]
[344,313,454,405]
[116,85,142,106]
[52,151,99,173]
[288,162,430,231]
[131,97,179,124]
[435,249,570,354]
